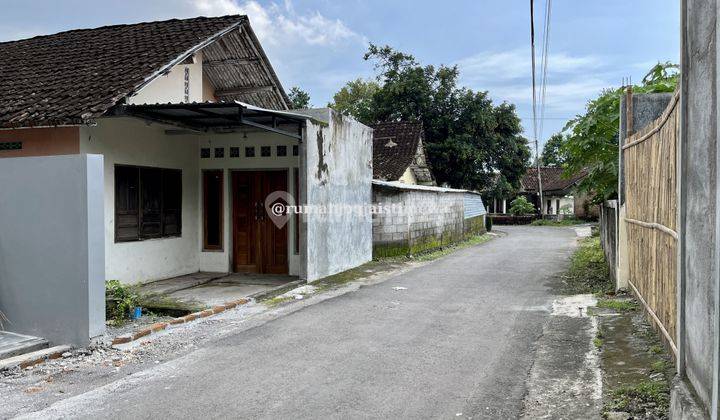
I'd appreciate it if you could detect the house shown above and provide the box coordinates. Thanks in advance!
[371,121,435,186]
[486,166,592,218]
[0,16,372,344]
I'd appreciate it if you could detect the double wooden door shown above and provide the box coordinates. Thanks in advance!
[232,170,288,274]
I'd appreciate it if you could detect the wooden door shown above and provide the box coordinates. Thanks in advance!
[232,170,288,274]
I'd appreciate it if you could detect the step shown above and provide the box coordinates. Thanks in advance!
[0,331,49,360]
[0,345,71,371]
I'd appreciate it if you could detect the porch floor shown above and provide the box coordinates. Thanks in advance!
[136,272,300,312]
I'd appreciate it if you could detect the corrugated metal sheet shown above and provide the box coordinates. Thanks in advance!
[464,193,486,219]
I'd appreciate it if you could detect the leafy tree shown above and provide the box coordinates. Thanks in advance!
[329,44,531,192]
[288,86,311,109]
[329,78,380,124]
[561,62,678,201]
[540,133,567,167]
[509,196,535,216]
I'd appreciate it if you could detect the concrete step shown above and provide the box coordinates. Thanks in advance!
[0,331,49,359]
[0,345,71,371]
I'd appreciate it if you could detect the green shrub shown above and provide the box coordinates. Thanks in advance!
[509,196,535,216]
[106,280,139,323]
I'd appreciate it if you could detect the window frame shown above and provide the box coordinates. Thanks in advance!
[114,164,183,243]
[202,169,224,252]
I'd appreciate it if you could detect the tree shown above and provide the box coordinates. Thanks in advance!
[509,196,535,216]
[561,62,678,201]
[540,133,566,167]
[329,44,531,193]
[329,78,380,124]
[288,87,311,109]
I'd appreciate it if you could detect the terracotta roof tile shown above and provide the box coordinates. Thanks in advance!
[0,15,265,128]
[521,166,587,193]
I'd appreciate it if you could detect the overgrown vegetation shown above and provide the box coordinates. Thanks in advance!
[597,298,639,312]
[530,217,585,226]
[106,280,139,324]
[557,237,613,294]
[606,381,670,418]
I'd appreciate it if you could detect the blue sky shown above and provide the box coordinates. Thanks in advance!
[0,0,679,152]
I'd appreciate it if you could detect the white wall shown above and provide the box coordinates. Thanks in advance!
[80,118,200,284]
[129,52,206,105]
[197,132,301,275]
[303,110,373,282]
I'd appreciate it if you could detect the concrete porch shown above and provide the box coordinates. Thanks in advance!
[136,272,301,313]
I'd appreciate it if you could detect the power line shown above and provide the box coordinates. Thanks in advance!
[538,0,552,142]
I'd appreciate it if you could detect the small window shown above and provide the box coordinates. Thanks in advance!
[277,145,287,156]
[230,147,240,158]
[245,147,255,157]
[203,170,224,251]
[115,165,182,242]
[0,141,22,151]
[292,145,299,156]
[214,147,224,158]
[261,146,271,157]
[200,148,210,158]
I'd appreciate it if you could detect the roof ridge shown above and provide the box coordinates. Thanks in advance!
[0,15,246,46]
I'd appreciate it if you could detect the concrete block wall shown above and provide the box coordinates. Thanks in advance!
[372,185,484,257]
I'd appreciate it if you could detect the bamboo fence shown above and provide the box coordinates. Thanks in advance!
[622,90,679,355]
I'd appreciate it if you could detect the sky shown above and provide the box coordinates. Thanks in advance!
[0,0,680,152]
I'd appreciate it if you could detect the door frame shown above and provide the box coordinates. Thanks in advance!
[230,168,290,274]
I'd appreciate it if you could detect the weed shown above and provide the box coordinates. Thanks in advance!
[593,338,603,348]
[106,280,139,324]
[649,345,664,355]
[264,296,294,307]
[557,237,613,294]
[606,381,669,417]
[596,299,639,312]
[651,360,669,374]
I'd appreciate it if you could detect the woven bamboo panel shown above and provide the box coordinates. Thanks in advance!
[622,90,679,353]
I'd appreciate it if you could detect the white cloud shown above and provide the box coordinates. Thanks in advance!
[186,0,363,47]
[456,48,602,85]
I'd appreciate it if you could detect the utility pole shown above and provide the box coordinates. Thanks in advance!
[530,0,544,215]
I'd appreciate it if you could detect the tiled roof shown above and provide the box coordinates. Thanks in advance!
[0,15,288,128]
[521,166,587,193]
[371,121,424,181]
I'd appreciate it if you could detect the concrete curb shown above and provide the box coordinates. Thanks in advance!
[111,298,250,346]
[0,345,72,371]
[249,279,306,301]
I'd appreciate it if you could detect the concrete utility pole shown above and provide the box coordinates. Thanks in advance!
[530,0,544,215]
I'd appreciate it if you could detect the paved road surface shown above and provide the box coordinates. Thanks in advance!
[24,226,578,419]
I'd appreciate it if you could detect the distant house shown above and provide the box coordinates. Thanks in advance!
[371,122,435,186]
[487,166,591,217]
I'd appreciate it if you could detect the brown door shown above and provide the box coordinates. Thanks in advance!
[232,170,288,274]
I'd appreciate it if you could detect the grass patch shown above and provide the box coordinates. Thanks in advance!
[413,233,493,262]
[649,345,664,355]
[314,233,494,293]
[596,299,639,312]
[593,338,603,348]
[651,360,669,374]
[605,381,669,418]
[531,217,586,226]
[557,237,613,294]
[264,296,295,307]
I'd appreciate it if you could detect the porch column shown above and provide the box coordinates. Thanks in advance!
[502,199,507,214]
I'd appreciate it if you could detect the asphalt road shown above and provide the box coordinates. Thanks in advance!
[24,226,578,419]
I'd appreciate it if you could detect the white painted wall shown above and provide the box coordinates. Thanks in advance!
[80,118,200,284]
[129,52,206,105]
[302,110,373,282]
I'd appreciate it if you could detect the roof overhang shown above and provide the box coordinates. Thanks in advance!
[109,101,311,140]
